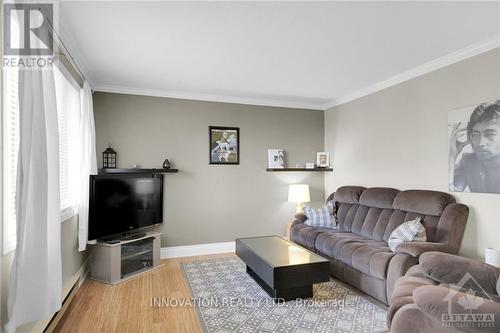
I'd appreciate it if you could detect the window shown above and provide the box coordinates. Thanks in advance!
[54,64,81,216]
[2,64,81,254]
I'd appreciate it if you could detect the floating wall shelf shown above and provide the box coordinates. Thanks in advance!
[266,168,333,172]
[99,168,179,174]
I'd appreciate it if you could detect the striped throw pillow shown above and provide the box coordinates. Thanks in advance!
[388,217,427,252]
[304,201,337,228]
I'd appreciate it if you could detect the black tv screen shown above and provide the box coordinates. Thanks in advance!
[89,174,163,240]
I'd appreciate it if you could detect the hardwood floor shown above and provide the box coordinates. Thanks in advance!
[55,253,235,333]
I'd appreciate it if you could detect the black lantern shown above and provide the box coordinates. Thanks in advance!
[103,144,117,168]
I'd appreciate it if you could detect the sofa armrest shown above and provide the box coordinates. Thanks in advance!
[290,214,307,240]
[419,252,500,295]
[293,212,307,224]
[414,285,500,332]
[386,253,419,303]
[395,242,452,257]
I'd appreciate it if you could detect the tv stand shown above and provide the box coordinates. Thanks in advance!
[121,232,147,241]
[89,231,162,284]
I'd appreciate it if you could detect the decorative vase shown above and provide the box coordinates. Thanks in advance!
[162,158,171,169]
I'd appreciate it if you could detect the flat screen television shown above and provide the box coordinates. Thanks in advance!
[88,174,163,241]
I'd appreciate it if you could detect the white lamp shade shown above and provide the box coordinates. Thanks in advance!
[288,184,311,203]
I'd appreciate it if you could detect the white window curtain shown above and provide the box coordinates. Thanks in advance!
[3,7,97,331]
[2,64,82,255]
[6,67,62,333]
[78,81,97,251]
[2,60,20,254]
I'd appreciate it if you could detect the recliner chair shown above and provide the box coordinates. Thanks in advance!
[388,251,500,332]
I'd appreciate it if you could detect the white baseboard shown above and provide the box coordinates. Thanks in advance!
[76,258,91,288]
[31,258,90,333]
[161,241,235,259]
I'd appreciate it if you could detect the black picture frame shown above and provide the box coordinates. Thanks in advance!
[209,126,240,165]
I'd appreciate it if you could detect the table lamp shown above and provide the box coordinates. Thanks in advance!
[288,184,310,213]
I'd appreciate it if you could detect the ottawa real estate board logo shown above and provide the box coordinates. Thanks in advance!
[3,2,55,68]
[441,272,495,329]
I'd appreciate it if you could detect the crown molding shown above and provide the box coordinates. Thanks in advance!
[92,84,326,110]
[91,37,499,111]
[322,37,500,110]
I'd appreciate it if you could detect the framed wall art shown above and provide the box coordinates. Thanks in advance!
[209,126,239,165]
[448,100,500,193]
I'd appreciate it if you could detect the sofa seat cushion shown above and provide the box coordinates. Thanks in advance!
[316,232,385,266]
[350,243,395,279]
[315,232,368,258]
[291,224,337,250]
[315,233,394,280]
[314,229,352,254]
[338,240,386,265]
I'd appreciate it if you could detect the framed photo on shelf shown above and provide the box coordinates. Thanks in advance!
[316,152,330,168]
[267,149,285,168]
[209,126,239,165]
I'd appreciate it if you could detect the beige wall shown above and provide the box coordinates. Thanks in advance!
[325,48,500,258]
[60,217,88,286]
[93,93,326,247]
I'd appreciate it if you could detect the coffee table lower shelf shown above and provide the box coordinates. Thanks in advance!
[246,265,314,302]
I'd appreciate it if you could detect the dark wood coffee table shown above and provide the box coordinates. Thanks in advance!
[235,235,330,302]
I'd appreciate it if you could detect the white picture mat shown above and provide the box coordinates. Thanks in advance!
[267,149,284,168]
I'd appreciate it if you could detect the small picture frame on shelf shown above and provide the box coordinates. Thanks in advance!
[267,149,285,168]
[306,163,315,169]
[316,152,330,168]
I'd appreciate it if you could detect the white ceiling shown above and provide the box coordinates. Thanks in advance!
[59,1,500,110]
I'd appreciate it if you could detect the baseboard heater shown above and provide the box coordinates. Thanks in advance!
[43,279,80,332]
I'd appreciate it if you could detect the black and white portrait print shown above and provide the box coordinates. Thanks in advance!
[448,100,500,193]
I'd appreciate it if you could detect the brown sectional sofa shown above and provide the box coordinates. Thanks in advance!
[290,186,469,305]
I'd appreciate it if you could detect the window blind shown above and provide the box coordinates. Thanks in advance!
[54,65,81,211]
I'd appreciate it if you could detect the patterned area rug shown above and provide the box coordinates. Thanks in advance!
[182,256,387,333]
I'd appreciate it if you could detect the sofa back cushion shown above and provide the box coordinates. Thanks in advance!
[388,190,455,242]
[331,186,457,243]
[333,186,397,241]
[331,186,365,205]
[392,190,455,216]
